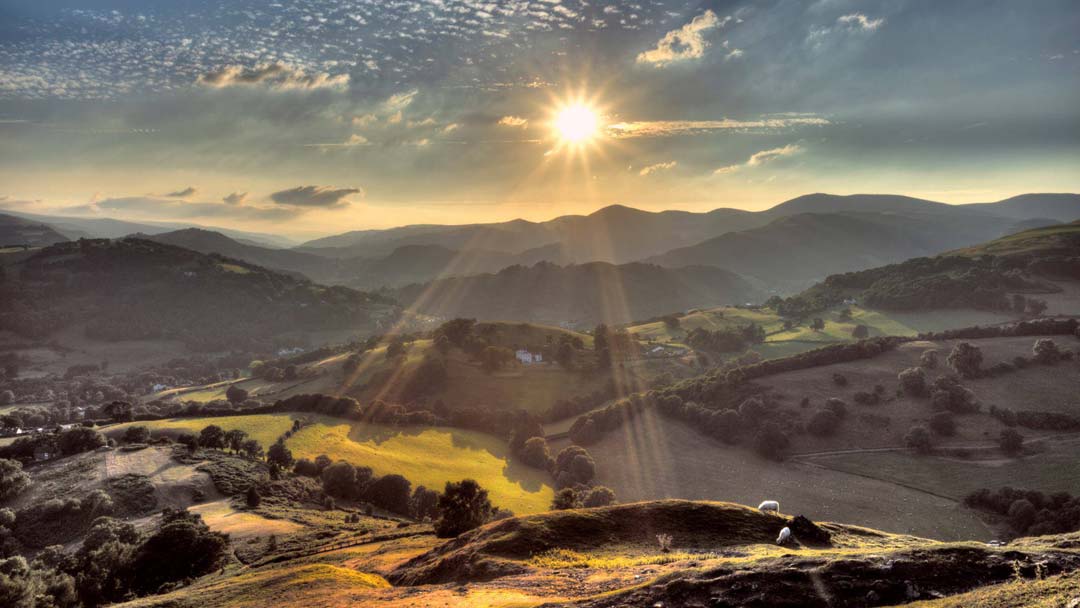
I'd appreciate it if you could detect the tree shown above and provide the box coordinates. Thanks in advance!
[411,486,440,521]
[555,341,575,369]
[753,423,789,461]
[131,509,229,595]
[57,427,105,455]
[435,318,476,348]
[0,458,31,501]
[929,412,956,436]
[551,488,580,510]
[479,346,514,372]
[240,439,263,459]
[806,409,840,437]
[582,486,617,508]
[518,437,552,469]
[102,400,133,423]
[224,429,248,453]
[810,318,825,331]
[947,342,983,378]
[905,425,932,454]
[366,474,412,515]
[198,425,226,450]
[225,385,248,404]
[293,458,319,477]
[122,426,151,444]
[246,486,261,508]
[897,367,929,397]
[267,439,294,468]
[569,454,596,485]
[1032,338,1061,364]
[321,461,358,498]
[435,479,494,537]
[920,349,939,369]
[1008,499,1037,532]
[1000,428,1024,456]
[851,324,869,339]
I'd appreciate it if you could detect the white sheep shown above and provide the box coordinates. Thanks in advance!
[776,526,791,545]
[758,500,780,513]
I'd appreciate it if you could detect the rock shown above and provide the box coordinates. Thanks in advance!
[787,515,832,546]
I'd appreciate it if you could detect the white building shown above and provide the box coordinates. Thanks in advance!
[515,349,543,365]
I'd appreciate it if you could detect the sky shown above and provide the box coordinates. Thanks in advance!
[0,0,1077,240]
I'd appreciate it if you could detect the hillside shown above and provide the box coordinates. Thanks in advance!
[0,212,69,247]
[783,221,1080,314]
[138,228,335,282]
[643,210,1022,289]
[393,261,763,326]
[0,238,396,350]
[963,193,1080,223]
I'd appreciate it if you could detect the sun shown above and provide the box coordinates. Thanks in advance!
[553,103,601,144]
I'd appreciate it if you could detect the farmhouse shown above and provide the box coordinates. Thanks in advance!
[515,349,543,365]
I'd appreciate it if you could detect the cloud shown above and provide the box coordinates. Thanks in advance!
[837,13,885,31]
[55,196,300,222]
[638,161,677,176]
[223,192,247,205]
[302,134,370,149]
[714,144,804,174]
[498,115,529,127]
[269,185,362,208]
[637,10,730,66]
[607,116,829,138]
[197,62,349,91]
[165,186,197,198]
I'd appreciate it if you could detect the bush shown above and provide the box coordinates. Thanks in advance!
[929,376,979,414]
[246,486,261,508]
[929,412,957,436]
[898,367,929,397]
[920,349,939,369]
[0,458,31,501]
[905,425,932,453]
[553,446,595,487]
[435,479,494,538]
[753,423,789,461]
[122,426,151,444]
[831,373,848,387]
[1032,338,1062,364]
[225,385,249,404]
[947,342,983,378]
[806,410,840,437]
[1000,428,1024,455]
[551,488,580,510]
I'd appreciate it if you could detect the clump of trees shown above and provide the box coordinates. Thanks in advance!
[929,376,979,414]
[551,446,596,489]
[947,342,983,378]
[685,324,765,354]
[435,479,494,538]
[965,488,1080,537]
[551,485,617,510]
[897,367,929,397]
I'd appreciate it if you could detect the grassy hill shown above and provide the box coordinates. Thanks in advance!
[139,228,335,282]
[0,212,69,247]
[394,261,762,327]
[0,238,396,350]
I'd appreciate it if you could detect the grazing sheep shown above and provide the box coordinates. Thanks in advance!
[758,500,780,513]
[776,526,791,545]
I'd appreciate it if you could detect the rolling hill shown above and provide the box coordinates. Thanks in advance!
[393,261,762,326]
[138,228,336,282]
[0,212,69,247]
[0,238,396,350]
[643,210,1026,289]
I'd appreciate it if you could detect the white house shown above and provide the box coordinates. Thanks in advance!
[515,349,543,365]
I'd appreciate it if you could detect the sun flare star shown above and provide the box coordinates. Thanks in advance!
[553,103,601,144]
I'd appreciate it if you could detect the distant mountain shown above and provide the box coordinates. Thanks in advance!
[760,193,957,217]
[0,210,297,248]
[393,261,762,326]
[643,210,1021,291]
[0,213,69,247]
[0,238,395,350]
[780,221,1080,315]
[138,228,335,282]
[300,204,765,263]
[962,193,1080,223]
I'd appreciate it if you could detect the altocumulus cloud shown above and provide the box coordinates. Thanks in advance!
[197,62,349,91]
[837,13,885,31]
[269,186,362,208]
[637,10,730,66]
[639,161,677,176]
[714,144,804,175]
[222,192,247,205]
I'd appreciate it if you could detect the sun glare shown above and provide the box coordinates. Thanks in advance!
[553,103,601,144]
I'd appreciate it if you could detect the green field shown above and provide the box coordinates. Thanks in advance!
[628,307,785,343]
[106,414,296,447]
[804,437,1080,501]
[287,417,554,515]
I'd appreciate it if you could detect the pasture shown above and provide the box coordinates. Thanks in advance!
[106,414,297,448]
[286,417,554,515]
[554,406,990,541]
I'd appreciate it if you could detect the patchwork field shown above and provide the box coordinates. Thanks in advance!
[554,407,990,541]
[286,417,555,515]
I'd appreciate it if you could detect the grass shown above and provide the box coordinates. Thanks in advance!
[530,547,724,569]
[286,416,554,515]
[106,414,296,448]
[218,262,252,274]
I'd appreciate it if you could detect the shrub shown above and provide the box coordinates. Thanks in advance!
[225,385,248,404]
[898,367,929,397]
[920,349,939,369]
[905,425,932,453]
[947,342,983,378]
[831,373,848,387]
[582,486,617,508]
[435,479,494,538]
[1032,338,1062,364]
[930,376,979,414]
[929,412,956,436]
[246,486,261,508]
[1000,428,1024,455]
[806,410,840,437]
[551,488,580,510]
[852,325,870,339]
[518,437,552,470]
[122,426,151,444]
[754,423,789,461]
[0,458,31,501]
